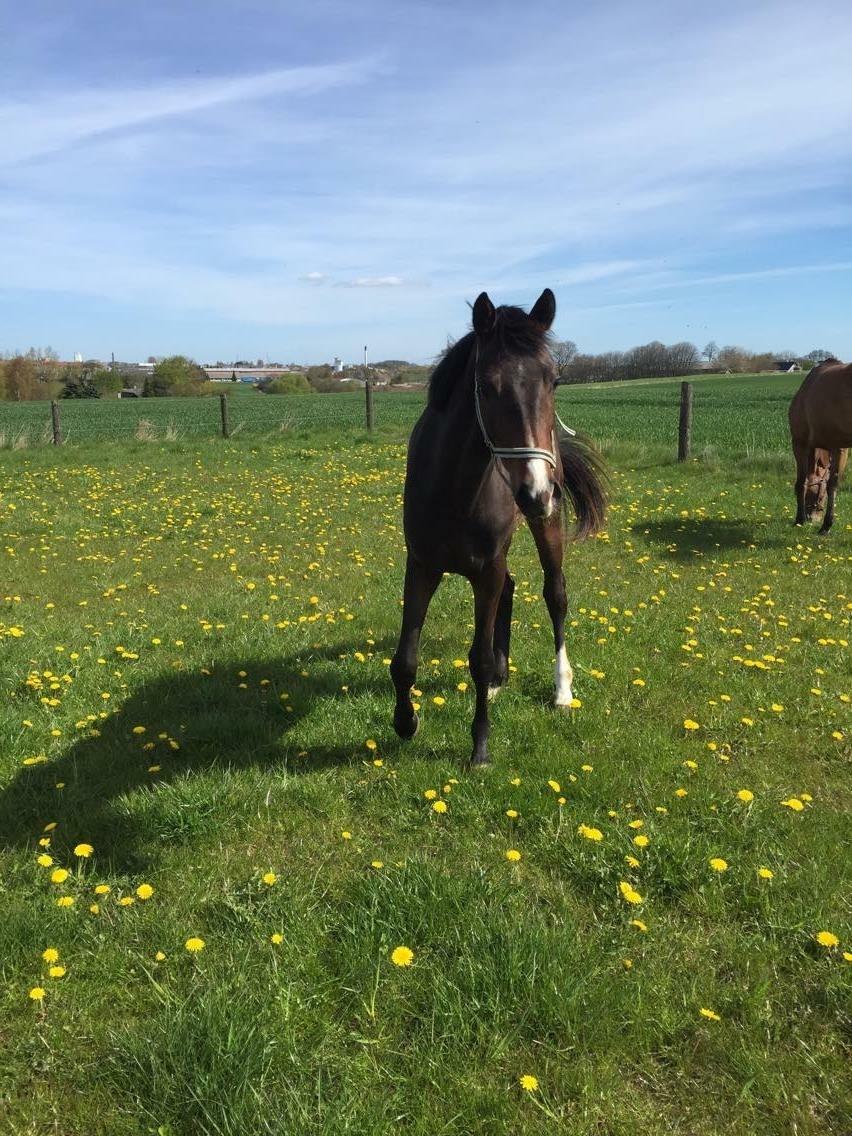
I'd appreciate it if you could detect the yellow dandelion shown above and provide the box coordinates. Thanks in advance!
[700,1007,721,1021]
[781,798,804,811]
[341,831,352,840]
[155,951,166,961]
[633,834,649,848]
[94,883,111,895]
[757,867,774,880]
[709,857,728,872]
[262,872,277,886]
[118,896,135,907]
[29,986,46,1002]
[185,937,206,953]
[505,849,522,862]
[736,789,754,803]
[630,919,648,932]
[815,931,839,948]
[73,843,94,858]
[547,780,561,793]
[136,883,154,900]
[48,965,66,979]
[519,1074,539,1092]
[270,933,284,945]
[50,868,69,884]
[423,789,438,800]
[577,824,604,842]
[683,719,700,731]
[365,739,377,751]
[37,854,53,867]
[431,800,448,814]
[42,947,60,963]
[390,945,414,967]
[506,809,519,819]
[619,881,643,905]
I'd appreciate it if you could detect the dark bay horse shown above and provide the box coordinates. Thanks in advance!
[789,358,852,532]
[390,289,607,766]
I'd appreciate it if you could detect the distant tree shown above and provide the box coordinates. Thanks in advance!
[144,355,211,397]
[259,373,312,395]
[92,368,123,396]
[2,356,41,400]
[668,341,700,375]
[717,345,750,373]
[702,341,719,364]
[552,340,578,382]
[60,368,100,398]
[231,369,238,382]
[805,349,834,364]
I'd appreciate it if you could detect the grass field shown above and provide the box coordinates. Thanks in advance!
[0,372,800,455]
[1,373,850,1135]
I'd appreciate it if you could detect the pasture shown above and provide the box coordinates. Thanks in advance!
[1,373,849,1135]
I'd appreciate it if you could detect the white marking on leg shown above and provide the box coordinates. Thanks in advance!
[554,645,574,706]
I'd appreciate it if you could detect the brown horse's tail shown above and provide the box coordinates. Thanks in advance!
[558,432,609,540]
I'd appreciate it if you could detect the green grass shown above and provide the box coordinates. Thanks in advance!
[0,377,849,1134]
[0,371,800,453]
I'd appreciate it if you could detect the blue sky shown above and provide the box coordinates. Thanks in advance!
[2,0,851,363]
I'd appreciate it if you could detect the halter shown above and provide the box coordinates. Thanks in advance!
[473,342,575,472]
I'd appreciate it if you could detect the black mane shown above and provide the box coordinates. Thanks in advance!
[427,305,549,410]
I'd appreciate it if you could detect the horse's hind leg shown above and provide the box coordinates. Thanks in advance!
[490,573,515,698]
[529,517,572,707]
[819,449,841,534]
[391,555,441,739]
[469,559,506,766]
[793,443,812,525]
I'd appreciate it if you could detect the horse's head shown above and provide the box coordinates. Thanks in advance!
[805,451,831,520]
[472,289,560,520]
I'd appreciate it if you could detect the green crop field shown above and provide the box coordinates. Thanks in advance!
[0,372,800,454]
[0,374,849,1135]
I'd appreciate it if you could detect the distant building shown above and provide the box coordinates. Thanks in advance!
[119,386,142,399]
[773,360,801,372]
[332,356,343,373]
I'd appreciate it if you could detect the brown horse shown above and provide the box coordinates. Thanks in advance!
[390,290,607,766]
[789,358,852,532]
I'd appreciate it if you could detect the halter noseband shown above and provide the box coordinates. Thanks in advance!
[473,342,575,471]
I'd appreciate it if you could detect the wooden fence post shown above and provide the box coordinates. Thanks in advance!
[678,381,693,462]
[220,393,230,439]
[50,400,62,445]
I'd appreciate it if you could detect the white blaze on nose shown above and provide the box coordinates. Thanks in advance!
[526,457,552,499]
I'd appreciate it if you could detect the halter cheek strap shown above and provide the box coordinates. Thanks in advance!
[473,343,576,471]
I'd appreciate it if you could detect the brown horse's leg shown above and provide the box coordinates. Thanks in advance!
[469,559,507,766]
[819,449,842,534]
[793,443,812,526]
[529,517,572,706]
[490,573,515,695]
[390,555,441,739]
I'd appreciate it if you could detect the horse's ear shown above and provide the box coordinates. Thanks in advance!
[529,288,556,331]
[472,292,496,335]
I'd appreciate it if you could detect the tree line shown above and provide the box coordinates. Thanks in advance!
[551,339,835,385]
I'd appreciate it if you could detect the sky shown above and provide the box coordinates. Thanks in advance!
[2,0,851,364]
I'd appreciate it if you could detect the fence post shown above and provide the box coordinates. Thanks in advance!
[678,381,692,462]
[219,392,230,439]
[363,344,374,432]
[50,400,62,445]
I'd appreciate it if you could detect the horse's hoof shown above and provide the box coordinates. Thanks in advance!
[469,752,491,768]
[393,711,419,740]
[818,524,833,535]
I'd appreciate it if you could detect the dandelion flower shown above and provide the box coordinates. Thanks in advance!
[577,824,603,842]
[432,696,446,706]
[700,1007,721,1021]
[341,831,352,840]
[709,857,728,872]
[136,883,154,900]
[619,881,643,905]
[390,945,414,967]
[519,1074,539,1092]
[73,843,94,858]
[29,986,46,1002]
[270,933,284,945]
[262,872,277,886]
[736,789,754,803]
[185,937,206,953]
[424,789,438,800]
[50,868,69,884]
[547,780,561,793]
[630,919,648,932]
[48,965,66,979]
[506,809,519,819]
[815,931,839,948]
[431,800,447,814]
[683,719,700,731]
[505,849,522,862]
[757,867,774,880]
[155,951,166,961]
[94,883,111,895]
[781,798,804,811]
[37,854,53,867]
[633,834,649,848]
[56,896,75,908]
[119,896,135,907]
[365,739,377,751]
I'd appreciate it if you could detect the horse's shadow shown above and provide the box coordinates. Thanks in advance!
[1,640,397,872]
[631,517,782,560]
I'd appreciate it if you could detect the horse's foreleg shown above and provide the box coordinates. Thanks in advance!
[530,517,572,707]
[793,443,812,526]
[390,555,441,739]
[490,573,515,696]
[819,448,841,534]
[468,559,506,766]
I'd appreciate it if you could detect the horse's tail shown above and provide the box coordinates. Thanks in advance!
[558,432,609,540]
